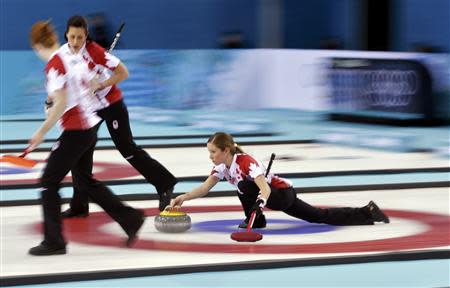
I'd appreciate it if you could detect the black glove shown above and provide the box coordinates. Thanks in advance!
[250,198,265,219]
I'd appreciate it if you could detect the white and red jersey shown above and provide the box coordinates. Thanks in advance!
[210,153,292,193]
[79,41,122,109]
[45,44,101,131]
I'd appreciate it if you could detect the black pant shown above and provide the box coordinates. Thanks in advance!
[40,126,141,247]
[237,180,373,226]
[70,100,177,211]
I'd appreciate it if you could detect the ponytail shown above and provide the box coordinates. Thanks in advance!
[234,143,245,154]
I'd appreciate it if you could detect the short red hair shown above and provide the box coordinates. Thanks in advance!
[30,20,58,47]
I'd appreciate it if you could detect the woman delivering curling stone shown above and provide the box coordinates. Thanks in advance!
[170,132,390,229]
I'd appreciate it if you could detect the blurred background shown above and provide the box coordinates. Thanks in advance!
[1,0,449,123]
[1,0,449,51]
[1,0,449,165]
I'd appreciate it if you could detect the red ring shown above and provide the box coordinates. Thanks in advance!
[32,205,450,254]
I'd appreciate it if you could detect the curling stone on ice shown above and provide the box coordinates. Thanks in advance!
[154,207,191,233]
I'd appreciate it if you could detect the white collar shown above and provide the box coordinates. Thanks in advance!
[67,42,86,55]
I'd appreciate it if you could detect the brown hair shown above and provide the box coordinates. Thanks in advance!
[207,132,244,154]
[30,20,58,48]
[65,15,89,41]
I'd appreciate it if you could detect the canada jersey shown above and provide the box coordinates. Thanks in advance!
[45,45,101,130]
[210,153,292,192]
[80,41,122,109]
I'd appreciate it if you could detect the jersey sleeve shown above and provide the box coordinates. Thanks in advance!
[237,155,264,180]
[86,41,120,71]
[210,164,225,180]
[45,55,67,94]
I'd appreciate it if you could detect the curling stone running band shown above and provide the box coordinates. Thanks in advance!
[154,206,191,233]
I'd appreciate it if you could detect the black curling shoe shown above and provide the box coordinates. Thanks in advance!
[125,210,146,247]
[61,208,89,218]
[159,186,174,211]
[29,242,66,256]
[367,201,390,223]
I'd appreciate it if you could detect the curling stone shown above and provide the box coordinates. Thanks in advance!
[154,208,191,233]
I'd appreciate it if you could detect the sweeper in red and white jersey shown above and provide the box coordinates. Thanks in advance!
[28,20,145,256]
[57,16,177,218]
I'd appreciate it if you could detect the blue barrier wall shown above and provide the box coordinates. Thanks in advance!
[0,0,258,50]
[283,0,364,50]
[391,0,450,52]
[1,0,448,51]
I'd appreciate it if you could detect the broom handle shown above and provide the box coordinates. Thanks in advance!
[19,147,32,158]
[247,153,276,230]
[247,211,257,232]
[265,153,275,177]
